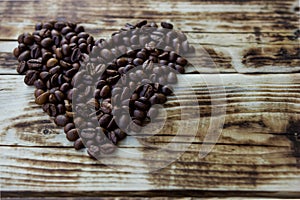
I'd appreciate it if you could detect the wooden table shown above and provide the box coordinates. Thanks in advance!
[1,0,299,198]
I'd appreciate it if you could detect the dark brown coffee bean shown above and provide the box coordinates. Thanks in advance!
[67,129,79,141]
[35,91,50,105]
[78,32,89,39]
[71,48,81,62]
[39,71,49,81]
[175,65,185,73]
[161,22,173,29]
[43,103,58,117]
[24,70,39,85]
[135,20,147,27]
[176,57,187,66]
[23,34,34,45]
[30,46,41,59]
[27,59,42,70]
[42,52,52,63]
[17,61,27,74]
[162,85,173,95]
[64,122,75,134]
[41,38,53,48]
[55,115,68,126]
[18,50,30,62]
[74,138,84,150]
[133,109,146,120]
[133,58,143,66]
[46,58,58,68]
[134,100,149,110]
[150,93,167,105]
[108,131,118,144]
[35,22,43,30]
[54,90,64,102]
[34,89,44,98]
[99,114,112,128]
[34,79,46,89]
[13,47,20,58]
[100,85,110,98]
[114,129,126,140]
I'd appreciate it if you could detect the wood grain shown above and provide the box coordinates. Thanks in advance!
[1,74,299,197]
[0,0,299,197]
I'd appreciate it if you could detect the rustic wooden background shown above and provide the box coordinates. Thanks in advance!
[0,0,300,198]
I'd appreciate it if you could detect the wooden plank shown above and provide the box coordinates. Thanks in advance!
[0,73,299,195]
[1,73,299,147]
[0,42,299,74]
[0,0,299,40]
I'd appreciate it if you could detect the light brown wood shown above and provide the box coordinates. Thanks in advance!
[1,74,299,196]
[0,0,300,197]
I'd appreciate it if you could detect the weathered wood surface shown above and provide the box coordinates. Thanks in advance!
[1,74,300,197]
[0,0,300,198]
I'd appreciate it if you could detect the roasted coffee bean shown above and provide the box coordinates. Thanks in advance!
[30,46,42,59]
[99,114,112,128]
[34,79,46,89]
[46,58,58,68]
[55,115,68,126]
[34,89,44,98]
[35,91,50,105]
[41,38,53,48]
[67,129,79,141]
[17,61,27,74]
[176,57,187,66]
[133,58,143,66]
[162,85,173,95]
[133,109,146,120]
[43,103,58,117]
[100,85,110,98]
[175,64,185,73]
[161,22,173,29]
[24,70,39,85]
[64,122,75,134]
[149,93,167,105]
[27,59,42,69]
[71,48,81,62]
[74,138,84,150]
[18,50,30,62]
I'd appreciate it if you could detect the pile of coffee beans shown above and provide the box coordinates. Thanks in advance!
[14,20,195,159]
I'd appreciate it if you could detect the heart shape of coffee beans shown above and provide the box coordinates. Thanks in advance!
[13,20,195,159]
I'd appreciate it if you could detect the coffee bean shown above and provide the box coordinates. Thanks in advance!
[161,22,173,29]
[18,50,30,62]
[55,115,68,126]
[136,20,147,28]
[100,85,110,98]
[34,79,46,89]
[176,57,187,66]
[64,122,75,134]
[67,129,79,141]
[24,70,39,85]
[35,91,50,105]
[162,85,173,95]
[134,100,149,110]
[27,59,42,69]
[41,38,53,48]
[46,58,58,68]
[99,114,112,128]
[71,48,81,62]
[175,64,185,73]
[133,58,143,66]
[30,46,42,59]
[17,61,27,74]
[150,93,167,105]
[74,138,84,150]
[133,109,146,120]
